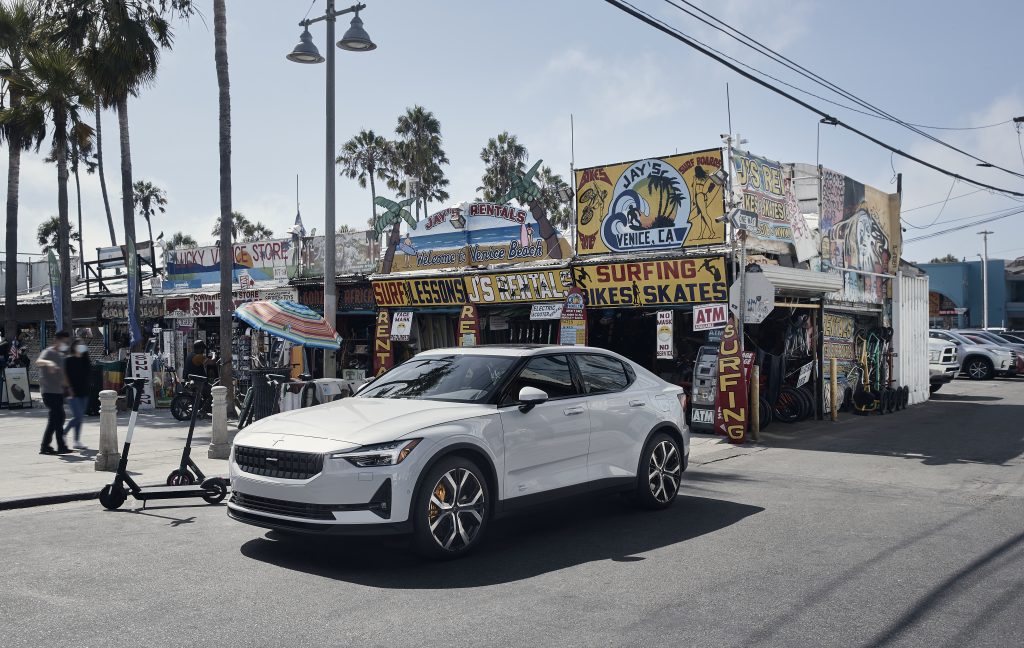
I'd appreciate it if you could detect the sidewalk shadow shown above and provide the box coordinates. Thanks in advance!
[239,493,763,589]
[58,449,98,463]
[930,393,1002,402]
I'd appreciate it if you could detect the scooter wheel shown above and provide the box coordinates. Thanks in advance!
[201,479,228,505]
[99,484,127,510]
[166,469,196,486]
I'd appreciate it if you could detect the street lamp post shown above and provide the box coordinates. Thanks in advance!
[978,230,993,329]
[287,1,376,378]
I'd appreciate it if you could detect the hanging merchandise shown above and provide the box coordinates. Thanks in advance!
[656,311,674,359]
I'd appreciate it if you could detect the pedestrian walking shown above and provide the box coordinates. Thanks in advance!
[63,339,92,449]
[35,330,72,455]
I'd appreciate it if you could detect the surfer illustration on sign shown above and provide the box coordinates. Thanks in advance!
[600,160,692,253]
[689,165,721,241]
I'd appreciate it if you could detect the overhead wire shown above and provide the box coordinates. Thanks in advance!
[903,180,956,229]
[602,0,1024,198]
[903,207,1024,243]
[661,0,1024,180]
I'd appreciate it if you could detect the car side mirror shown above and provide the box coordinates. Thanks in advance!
[517,386,548,413]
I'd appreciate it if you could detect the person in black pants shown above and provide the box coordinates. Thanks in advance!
[35,331,72,454]
[63,340,92,449]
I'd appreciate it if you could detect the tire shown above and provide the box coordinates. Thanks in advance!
[170,394,193,421]
[902,386,910,408]
[758,396,773,431]
[633,432,683,510]
[964,357,993,381]
[167,469,196,486]
[885,388,897,413]
[201,479,228,505]
[412,456,490,560]
[99,484,127,510]
[774,387,803,424]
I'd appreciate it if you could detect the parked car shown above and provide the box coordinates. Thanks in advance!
[957,330,1024,374]
[928,330,1016,380]
[227,345,690,558]
[928,338,959,394]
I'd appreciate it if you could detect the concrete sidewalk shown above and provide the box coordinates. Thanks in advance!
[0,402,759,509]
[0,405,230,509]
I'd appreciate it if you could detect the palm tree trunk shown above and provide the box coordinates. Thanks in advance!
[95,103,117,246]
[55,108,74,331]
[4,90,21,341]
[529,200,564,260]
[215,0,235,415]
[382,221,402,274]
[72,140,84,262]
[116,95,139,347]
[369,173,378,260]
[146,219,156,272]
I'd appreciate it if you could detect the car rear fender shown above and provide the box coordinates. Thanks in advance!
[637,423,688,476]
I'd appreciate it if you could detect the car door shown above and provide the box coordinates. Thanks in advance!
[498,353,591,501]
[573,353,652,482]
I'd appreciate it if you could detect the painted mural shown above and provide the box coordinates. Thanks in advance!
[819,169,902,304]
[575,149,726,255]
[296,231,379,278]
[164,239,297,289]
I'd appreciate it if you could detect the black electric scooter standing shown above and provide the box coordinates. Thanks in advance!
[99,377,228,510]
[165,374,227,487]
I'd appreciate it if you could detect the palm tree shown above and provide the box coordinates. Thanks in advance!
[478,131,527,202]
[242,221,272,242]
[213,0,234,416]
[24,45,94,330]
[535,165,573,230]
[337,128,393,232]
[69,134,95,261]
[211,210,255,242]
[37,216,81,255]
[393,105,448,219]
[164,231,196,250]
[0,0,46,340]
[132,179,166,269]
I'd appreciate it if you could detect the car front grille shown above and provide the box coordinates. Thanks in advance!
[231,492,335,520]
[941,347,957,363]
[234,446,324,480]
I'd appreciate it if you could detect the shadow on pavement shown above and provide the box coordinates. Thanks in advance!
[239,494,763,588]
[930,393,1002,402]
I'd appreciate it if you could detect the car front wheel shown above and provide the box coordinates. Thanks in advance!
[633,433,682,510]
[964,358,993,380]
[412,456,490,560]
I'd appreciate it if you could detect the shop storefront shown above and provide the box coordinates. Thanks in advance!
[371,275,466,372]
[297,281,376,379]
[463,265,574,345]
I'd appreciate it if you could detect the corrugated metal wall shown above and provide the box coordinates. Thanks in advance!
[894,272,930,405]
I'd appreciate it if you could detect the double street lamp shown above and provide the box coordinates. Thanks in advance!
[287,2,376,378]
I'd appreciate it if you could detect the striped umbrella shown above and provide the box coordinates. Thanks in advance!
[234,300,342,349]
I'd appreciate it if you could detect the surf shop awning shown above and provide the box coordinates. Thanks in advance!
[234,300,342,349]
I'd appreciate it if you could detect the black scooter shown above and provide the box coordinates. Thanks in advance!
[165,374,225,487]
[99,377,229,510]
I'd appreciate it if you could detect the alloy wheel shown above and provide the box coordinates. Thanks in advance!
[427,468,486,552]
[648,440,681,503]
[967,360,990,380]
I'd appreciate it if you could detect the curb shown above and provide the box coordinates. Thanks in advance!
[0,489,99,512]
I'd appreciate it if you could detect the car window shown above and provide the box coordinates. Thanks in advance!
[576,354,632,393]
[360,354,517,402]
[503,354,579,403]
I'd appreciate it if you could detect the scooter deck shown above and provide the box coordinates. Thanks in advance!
[131,485,211,500]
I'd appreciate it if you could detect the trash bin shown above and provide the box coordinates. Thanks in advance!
[248,367,290,422]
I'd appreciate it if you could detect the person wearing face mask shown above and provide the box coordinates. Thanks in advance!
[62,339,92,449]
[35,330,73,455]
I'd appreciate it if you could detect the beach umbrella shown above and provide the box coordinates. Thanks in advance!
[234,300,342,349]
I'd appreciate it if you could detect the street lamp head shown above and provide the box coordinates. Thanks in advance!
[338,10,376,51]
[287,27,325,64]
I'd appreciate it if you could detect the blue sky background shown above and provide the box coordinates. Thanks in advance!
[4,0,1023,265]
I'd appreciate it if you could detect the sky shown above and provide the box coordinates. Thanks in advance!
[4,0,1024,267]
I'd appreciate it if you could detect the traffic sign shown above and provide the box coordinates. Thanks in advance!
[729,272,775,324]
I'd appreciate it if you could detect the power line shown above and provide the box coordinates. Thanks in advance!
[904,180,956,229]
[901,189,986,212]
[903,207,1024,243]
[602,0,1024,198]
[661,0,1024,181]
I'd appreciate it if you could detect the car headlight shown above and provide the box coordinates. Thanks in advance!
[928,350,939,361]
[331,439,421,467]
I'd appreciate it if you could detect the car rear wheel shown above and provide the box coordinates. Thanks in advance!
[412,456,490,560]
[964,358,993,380]
[633,433,682,510]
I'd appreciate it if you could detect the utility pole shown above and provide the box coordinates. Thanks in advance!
[978,230,993,329]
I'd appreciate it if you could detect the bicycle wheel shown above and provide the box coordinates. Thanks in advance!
[758,395,773,431]
[774,387,803,424]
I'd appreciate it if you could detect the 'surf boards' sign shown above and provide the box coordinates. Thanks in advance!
[572,257,727,308]
[693,303,727,331]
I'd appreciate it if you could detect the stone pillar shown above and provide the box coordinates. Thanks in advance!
[208,385,232,459]
[94,390,120,471]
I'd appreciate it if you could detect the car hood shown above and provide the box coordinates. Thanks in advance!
[233,397,494,448]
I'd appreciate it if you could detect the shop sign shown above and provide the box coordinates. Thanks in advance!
[489,316,509,331]
[3,367,31,407]
[380,201,571,273]
[164,238,298,288]
[101,297,165,320]
[819,168,901,304]
[530,303,564,320]
[373,311,393,376]
[574,149,726,256]
[797,361,813,388]
[572,257,727,308]
[464,268,573,304]
[728,272,775,324]
[823,312,856,382]
[390,311,414,341]
[341,285,375,310]
[163,288,297,318]
[714,317,748,444]
[458,305,480,346]
[296,231,379,278]
[129,353,156,411]
[656,311,674,360]
[372,277,467,307]
[559,287,587,346]
[731,150,793,244]
[693,303,727,331]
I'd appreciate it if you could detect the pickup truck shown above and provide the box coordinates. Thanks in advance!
[928,338,959,394]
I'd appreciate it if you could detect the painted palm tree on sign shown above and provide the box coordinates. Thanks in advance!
[37,216,81,255]
[0,0,46,340]
[337,129,394,231]
[132,179,166,269]
[374,195,416,274]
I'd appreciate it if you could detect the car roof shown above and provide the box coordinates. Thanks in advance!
[414,344,625,358]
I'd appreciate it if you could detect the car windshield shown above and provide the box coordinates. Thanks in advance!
[359,354,518,403]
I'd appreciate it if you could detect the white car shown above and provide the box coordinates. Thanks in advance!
[227,345,689,558]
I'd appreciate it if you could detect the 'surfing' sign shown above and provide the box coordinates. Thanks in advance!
[714,317,748,444]
[574,149,726,255]
[464,268,573,304]
[572,257,727,308]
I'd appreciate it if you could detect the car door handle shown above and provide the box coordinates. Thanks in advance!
[563,406,585,416]
[629,399,646,407]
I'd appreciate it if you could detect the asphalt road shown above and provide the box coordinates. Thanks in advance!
[2,378,1023,648]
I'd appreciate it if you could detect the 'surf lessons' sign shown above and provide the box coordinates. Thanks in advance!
[574,149,726,255]
[372,277,467,307]
[572,257,727,308]
[464,268,573,304]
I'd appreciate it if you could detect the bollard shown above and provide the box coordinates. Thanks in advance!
[208,385,232,459]
[830,358,839,422]
[750,365,760,442]
[94,390,120,471]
